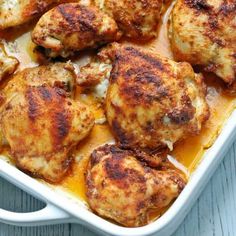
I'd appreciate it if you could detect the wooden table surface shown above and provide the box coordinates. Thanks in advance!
[1,142,236,236]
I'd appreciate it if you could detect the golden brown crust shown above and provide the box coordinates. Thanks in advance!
[26,87,71,149]
[86,144,186,227]
[169,0,236,83]
[105,44,209,150]
[94,0,163,39]
[32,3,121,57]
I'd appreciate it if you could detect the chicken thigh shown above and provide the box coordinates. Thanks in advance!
[0,63,94,183]
[0,0,57,29]
[32,3,121,57]
[79,43,209,150]
[86,144,186,227]
[93,0,163,39]
[169,0,236,84]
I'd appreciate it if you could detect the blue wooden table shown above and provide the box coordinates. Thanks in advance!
[1,142,236,236]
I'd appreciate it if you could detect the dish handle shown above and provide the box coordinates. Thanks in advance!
[0,203,73,226]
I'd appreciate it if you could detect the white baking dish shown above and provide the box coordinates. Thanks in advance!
[1,109,236,236]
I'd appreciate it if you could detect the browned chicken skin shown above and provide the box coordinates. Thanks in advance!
[0,0,58,29]
[93,0,163,39]
[0,63,94,183]
[86,145,186,227]
[169,0,236,84]
[32,3,121,57]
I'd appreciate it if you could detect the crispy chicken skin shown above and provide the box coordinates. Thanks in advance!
[169,0,236,84]
[86,145,186,227]
[93,0,162,39]
[0,63,94,183]
[0,0,57,29]
[32,3,121,58]
[0,45,19,81]
[102,44,209,150]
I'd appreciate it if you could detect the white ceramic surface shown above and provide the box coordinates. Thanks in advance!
[1,110,236,236]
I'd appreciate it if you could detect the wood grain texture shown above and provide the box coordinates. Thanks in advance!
[1,143,236,236]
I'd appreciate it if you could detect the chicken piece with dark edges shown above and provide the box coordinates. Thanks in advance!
[92,43,209,151]
[0,63,94,183]
[0,45,19,81]
[86,144,186,227]
[0,0,58,29]
[169,0,236,85]
[93,0,163,40]
[78,43,209,150]
[32,3,121,58]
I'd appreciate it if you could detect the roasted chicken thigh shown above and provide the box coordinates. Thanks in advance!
[79,44,209,150]
[86,145,186,227]
[169,0,236,84]
[0,63,94,183]
[32,3,121,57]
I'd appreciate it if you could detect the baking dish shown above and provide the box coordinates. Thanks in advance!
[0,0,235,234]
[0,108,236,236]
